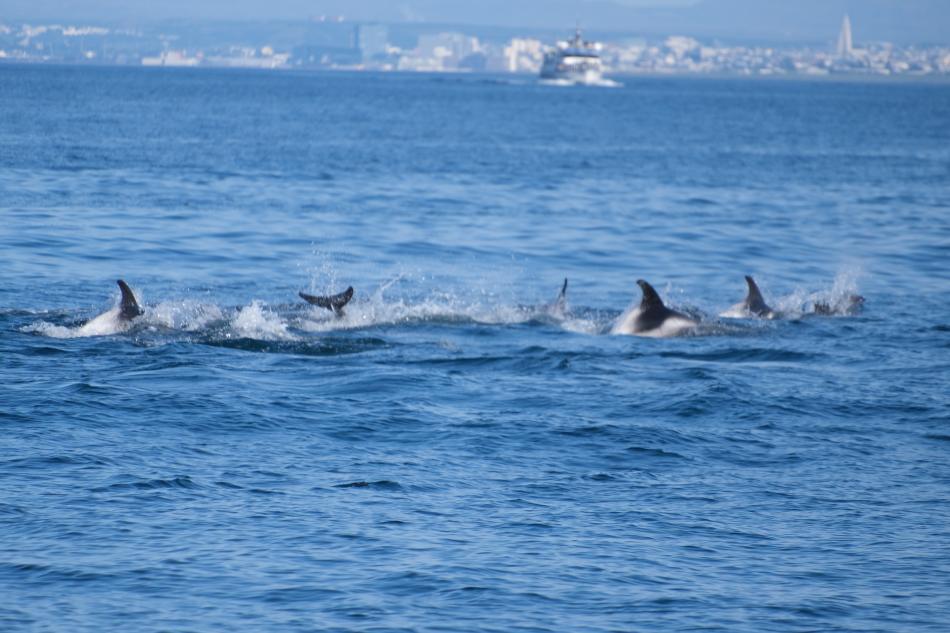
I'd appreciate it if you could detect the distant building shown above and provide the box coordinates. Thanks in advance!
[504,38,544,73]
[396,32,482,71]
[837,15,853,58]
[357,24,388,62]
[293,21,360,67]
[417,33,480,64]
[141,50,200,67]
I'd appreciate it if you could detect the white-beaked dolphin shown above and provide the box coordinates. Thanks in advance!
[76,279,144,336]
[545,278,569,319]
[610,279,698,337]
[721,275,776,319]
[814,294,865,316]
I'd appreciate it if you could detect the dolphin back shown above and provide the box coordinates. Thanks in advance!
[299,286,354,314]
[743,275,772,316]
[117,279,143,320]
[611,278,696,335]
[633,279,675,331]
[636,279,665,311]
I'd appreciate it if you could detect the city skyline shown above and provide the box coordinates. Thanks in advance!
[2,0,949,47]
[3,13,949,78]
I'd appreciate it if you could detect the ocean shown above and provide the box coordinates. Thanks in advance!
[1,65,949,632]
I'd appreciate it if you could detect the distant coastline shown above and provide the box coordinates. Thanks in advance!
[3,60,950,84]
[2,19,948,79]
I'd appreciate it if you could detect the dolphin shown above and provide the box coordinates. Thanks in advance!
[76,279,143,336]
[610,279,698,337]
[546,278,569,318]
[814,294,865,316]
[299,286,354,316]
[722,275,776,318]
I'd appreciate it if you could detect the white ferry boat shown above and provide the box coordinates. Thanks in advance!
[539,29,618,86]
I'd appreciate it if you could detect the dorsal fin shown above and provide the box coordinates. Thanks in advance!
[117,279,143,320]
[299,286,354,315]
[550,277,568,313]
[637,279,665,311]
[743,275,771,315]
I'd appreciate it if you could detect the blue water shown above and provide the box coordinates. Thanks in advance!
[2,66,950,632]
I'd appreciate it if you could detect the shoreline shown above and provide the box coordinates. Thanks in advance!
[2,59,950,84]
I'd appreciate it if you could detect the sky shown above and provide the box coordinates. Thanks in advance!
[3,0,949,45]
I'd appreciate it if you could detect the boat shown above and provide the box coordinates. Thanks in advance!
[539,29,618,86]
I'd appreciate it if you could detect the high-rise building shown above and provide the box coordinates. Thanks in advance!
[837,14,853,58]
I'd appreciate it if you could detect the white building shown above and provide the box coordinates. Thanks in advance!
[412,32,481,70]
[141,50,200,67]
[837,15,853,58]
[503,38,544,73]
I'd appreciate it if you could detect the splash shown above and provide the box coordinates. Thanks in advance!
[231,301,296,341]
[295,293,534,333]
[21,307,132,338]
[811,268,865,316]
[772,269,865,317]
[21,320,82,339]
[148,300,225,331]
[21,275,846,346]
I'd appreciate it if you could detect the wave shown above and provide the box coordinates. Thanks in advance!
[91,475,200,493]
[334,480,402,490]
[203,336,389,356]
[660,347,821,364]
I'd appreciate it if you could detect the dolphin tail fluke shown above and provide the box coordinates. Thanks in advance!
[636,279,665,310]
[116,280,143,320]
[299,286,354,315]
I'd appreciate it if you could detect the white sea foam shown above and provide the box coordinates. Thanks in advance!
[770,269,865,317]
[810,269,865,315]
[26,276,824,343]
[561,316,606,336]
[231,301,296,340]
[22,307,132,338]
[539,78,622,88]
[720,304,751,319]
[293,284,580,334]
[21,321,81,339]
[148,300,224,331]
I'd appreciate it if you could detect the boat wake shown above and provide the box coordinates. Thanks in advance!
[539,78,623,88]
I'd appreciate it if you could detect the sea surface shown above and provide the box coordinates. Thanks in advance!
[1,65,949,632]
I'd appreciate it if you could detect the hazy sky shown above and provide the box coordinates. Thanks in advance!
[3,0,948,45]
